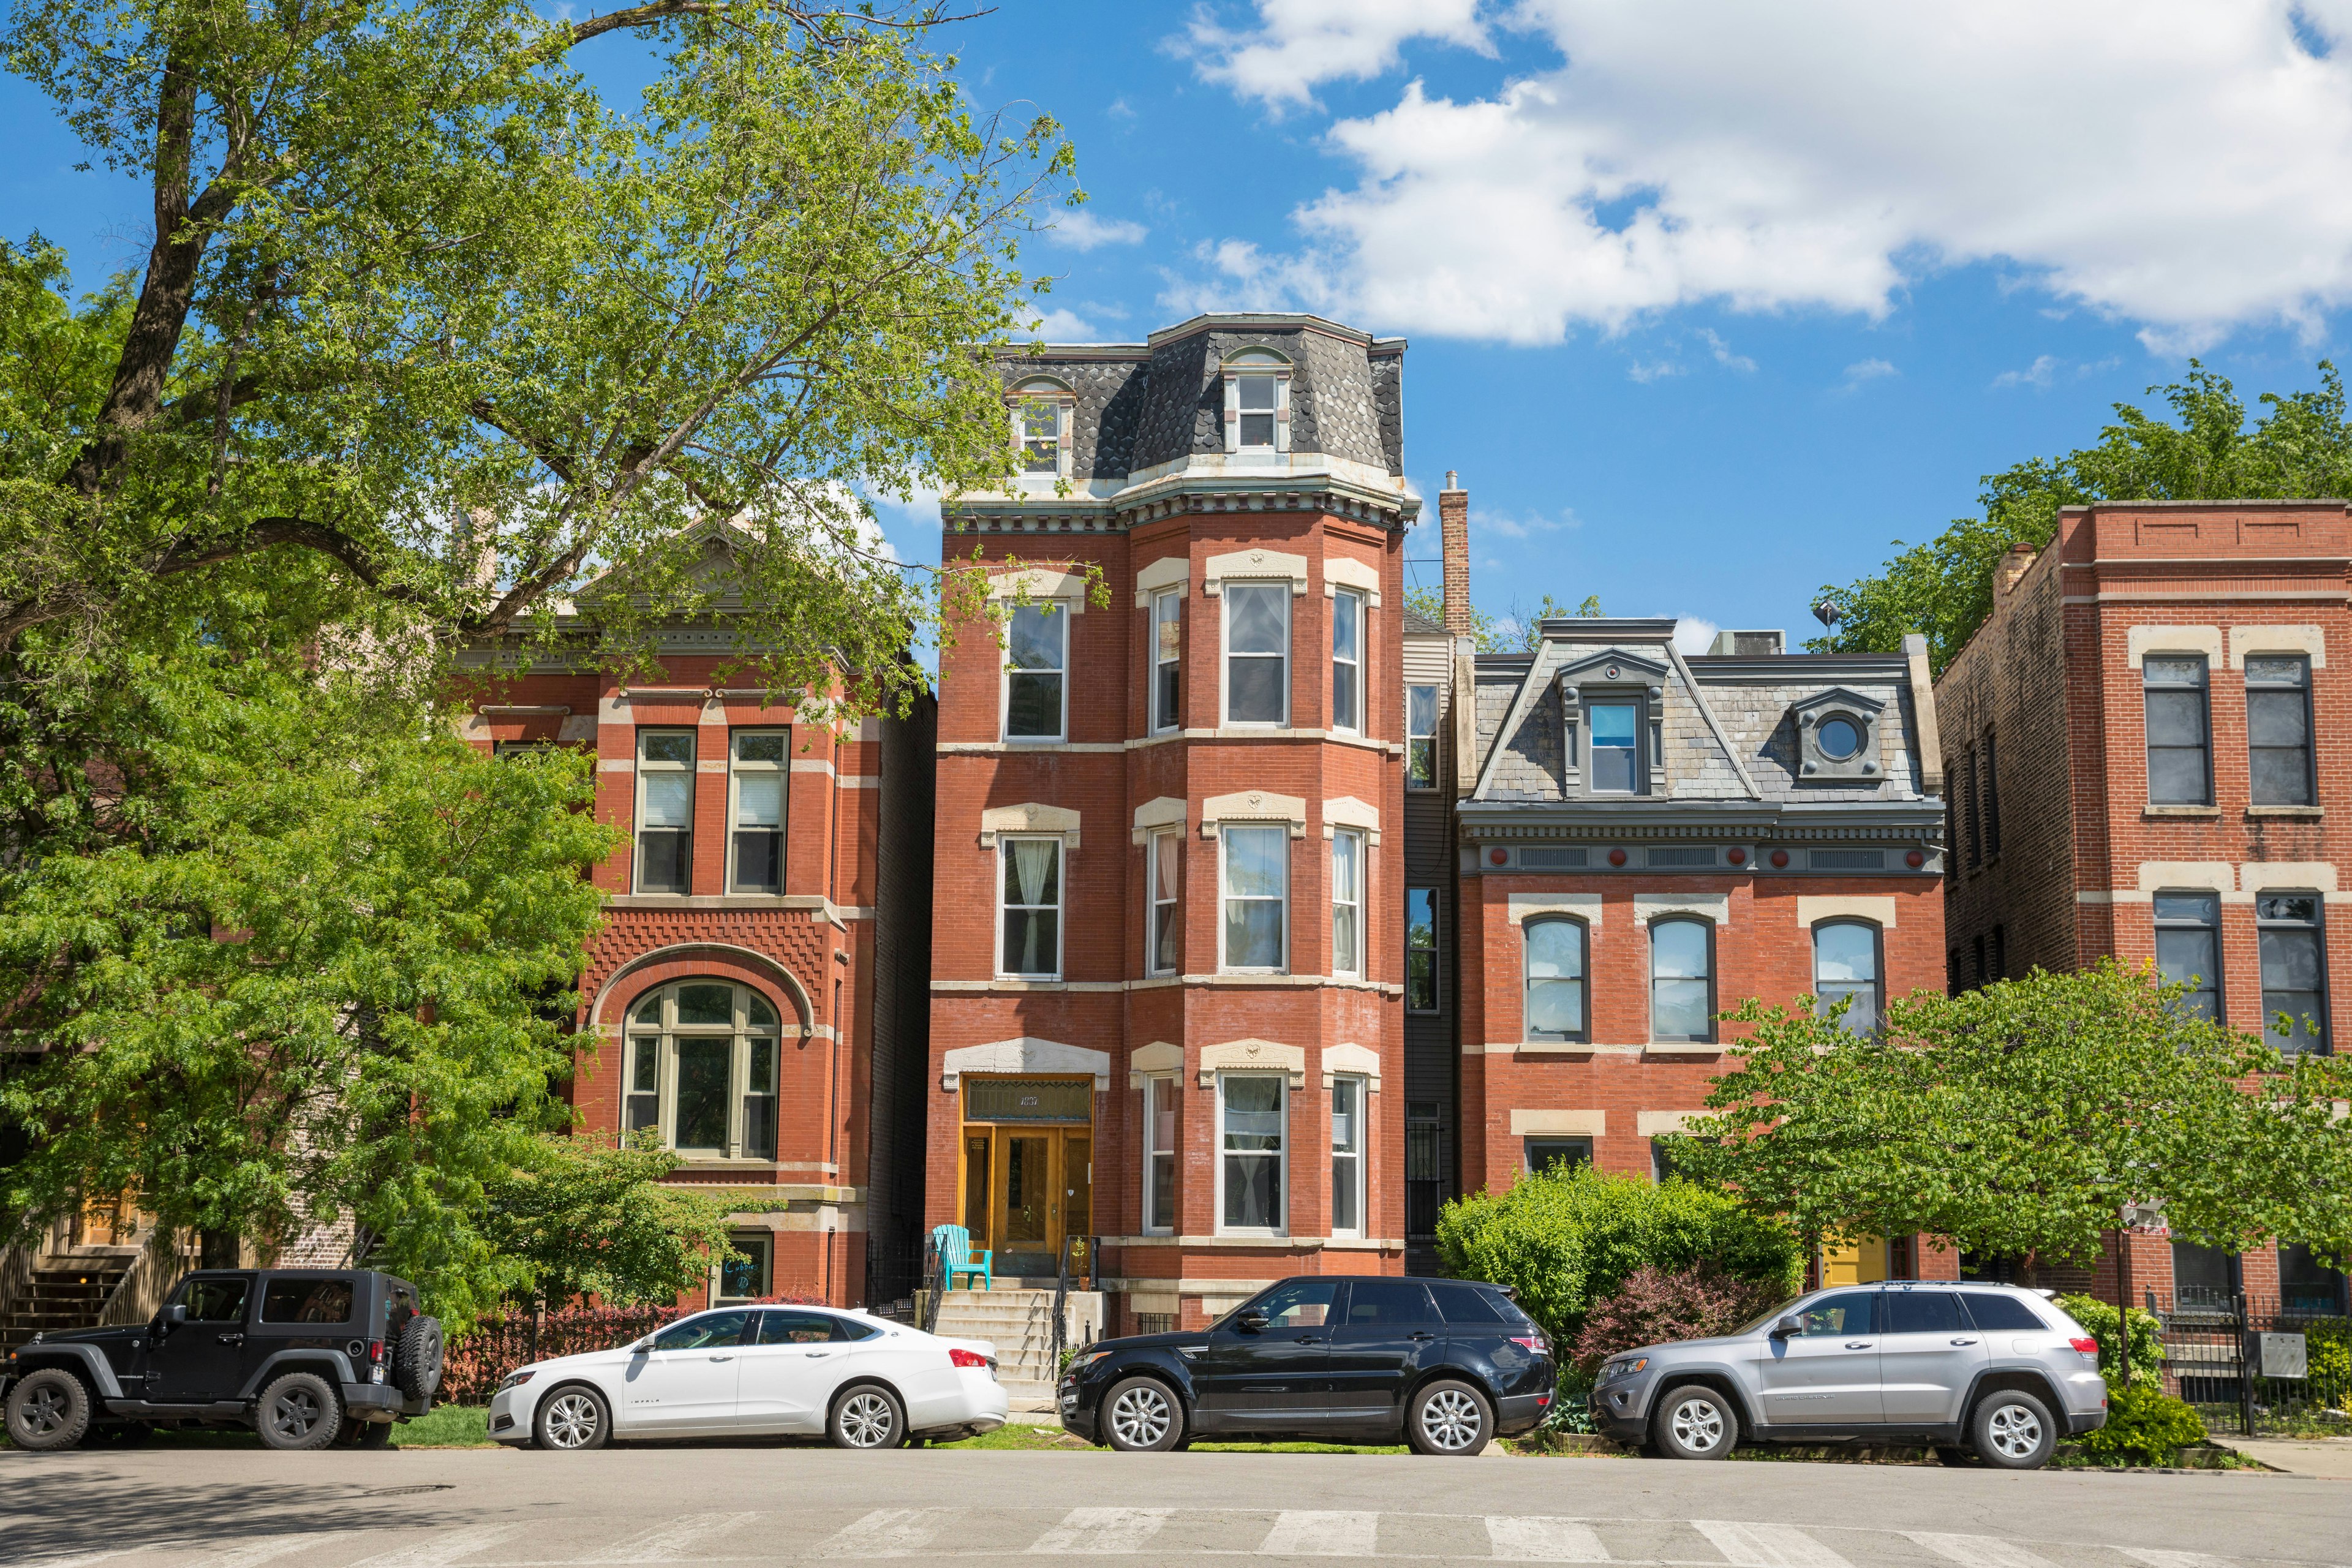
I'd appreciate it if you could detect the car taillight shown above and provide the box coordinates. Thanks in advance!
[949,1348,989,1369]
[1536,1390,1552,1408]
[369,1340,386,1366]
[1510,1335,1546,1354]
[2069,1336,2100,1356]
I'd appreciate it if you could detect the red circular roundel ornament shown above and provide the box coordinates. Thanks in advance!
[1769,849,1790,869]
[1607,848,1628,867]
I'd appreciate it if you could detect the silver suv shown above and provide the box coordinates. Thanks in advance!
[1588,1281,2109,1469]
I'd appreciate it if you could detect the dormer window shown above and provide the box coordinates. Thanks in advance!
[1221,349,1291,457]
[1009,377,1074,481]
[1792,687,1888,783]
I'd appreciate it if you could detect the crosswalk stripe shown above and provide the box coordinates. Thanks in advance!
[812,1512,939,1559]
[1259,1512,1381,1558]
[1695,1522,1853,1568]
[189,1535,355,1568]
[1486,1517,1613,1562]
[348,1525,525,1568]
[584,1515,760,1564]
[1030,1509,1174,1555]
[1908,1536,2064,1568]
[2119,1553,2241,1568]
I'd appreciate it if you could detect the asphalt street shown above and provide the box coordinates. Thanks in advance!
[6,1446,2348,1568]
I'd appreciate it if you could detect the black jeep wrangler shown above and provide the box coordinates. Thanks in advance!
[2,1268,443,1452]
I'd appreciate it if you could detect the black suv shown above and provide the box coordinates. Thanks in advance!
[2,1268,443,1452]
[1058,1276,1555,1455]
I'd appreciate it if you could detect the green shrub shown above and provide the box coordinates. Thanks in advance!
[2055,1294,2163,1393]
[1436,1165,1801,1341]
[2072,1384,2206,1466]
[2304,1319,2352,1411]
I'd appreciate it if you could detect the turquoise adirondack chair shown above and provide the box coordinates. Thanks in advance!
[932,1223,992,1291]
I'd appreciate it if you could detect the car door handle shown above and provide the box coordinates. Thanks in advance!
[1844,1341,1873,1349]
[1408,1332,1436,1342]
[216,1334,243,1345]
[709,1355,734,1362]
[1950,1337,1979,1346]
[1294,1336,1325,1345]
[805,1351,831,1358]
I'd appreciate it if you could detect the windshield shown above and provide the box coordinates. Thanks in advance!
[1730,1295,1805,1337]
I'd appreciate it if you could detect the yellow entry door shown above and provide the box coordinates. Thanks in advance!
[972,1126,1093,1276]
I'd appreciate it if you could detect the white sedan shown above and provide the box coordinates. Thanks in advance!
[488,1304,1008,1450]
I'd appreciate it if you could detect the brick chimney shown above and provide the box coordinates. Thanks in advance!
[1440,470,1471,636]
[1994,540,2035,600]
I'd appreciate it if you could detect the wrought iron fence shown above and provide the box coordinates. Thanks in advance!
[2149,1291,2352,1437]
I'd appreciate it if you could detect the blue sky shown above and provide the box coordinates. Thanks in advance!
[13,2,2352,652]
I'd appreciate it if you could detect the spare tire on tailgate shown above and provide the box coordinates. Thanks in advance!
[394,1314,444,1402]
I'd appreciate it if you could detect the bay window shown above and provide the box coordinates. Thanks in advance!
[1004,602,1068,741]
[1221,825,1287,971]
[1331,589,1363,733]
[1148,828,1182,976]
[1331,1076,1365,1238]
[1220,1073,1286,1232]
[1152,589,1182,732]
[1224,583,1289,725]
[1331,828,1364,979]
[1143,1076,1178,1234]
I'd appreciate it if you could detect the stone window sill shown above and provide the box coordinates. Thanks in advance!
[2143,805,2221,818]
[1643,1042,1726,1058]
[2247,806,2324,819]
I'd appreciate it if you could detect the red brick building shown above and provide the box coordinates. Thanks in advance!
[1936,500,2351,1314]
[1419,500,1953,1285]
[929,314,1414,1332]
[458,525,937,1310]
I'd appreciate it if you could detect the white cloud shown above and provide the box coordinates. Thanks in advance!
[1673,617,1721,655]
[1051,211,1150,250]
[1477,506,1577,540]
[1627,358,1681,383]
[1175,1,2352,347]
[1025,307,1107,341]
[1176,0,1491,111]
[1698,328,1756,373]
[1840,358,1899,390]
[1993,354,2061,390]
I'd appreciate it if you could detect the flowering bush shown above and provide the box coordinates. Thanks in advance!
[1571,1262,1790,1372]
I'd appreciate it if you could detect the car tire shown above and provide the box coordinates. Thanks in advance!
[829,1384,907,1450]
[1969,1389,2057,1470]
[1934,1444,1980,1467]
[534,1384,611,1451]
[394,1315,445,1403]
[256,1371,343,1451]
[1650,1384,1736,1460]
[1100,1376,1185,1452]
[1406,1379,1493,1457]
[5,1368,92,1452]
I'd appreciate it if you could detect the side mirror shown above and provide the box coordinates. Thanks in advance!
[1770,1314,1804,1338]
[1237,1311,1270,1334]
[158,1304,188,1330]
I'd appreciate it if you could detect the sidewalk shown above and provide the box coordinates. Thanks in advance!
[2207,1434,2352,1477]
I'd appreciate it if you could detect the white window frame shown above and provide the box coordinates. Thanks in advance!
[622,981,783,1161]
[995,834,1065,980]
[1147,827,1182,978]
[1331,827,1365,980]
[1142,1074,1178,1235]
[1001,600,1070,744]
[1221,351,1292,456]
[1330,1074,1366,1240]
[633,728,696,894]
[1216,1071,1288,1237]
[1219,824,1290,974]
[726,728,788,894]
[1010,381,1073,481]
[1221,581,1291,727]
[1152,588,1183,734]
[1330,587,1364,734]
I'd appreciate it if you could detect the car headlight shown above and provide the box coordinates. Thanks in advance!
[1599,1356,1648,1384]
[497,1369,537,1393]
[1065,1351,1114,1376]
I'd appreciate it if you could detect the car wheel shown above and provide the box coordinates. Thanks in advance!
[1406,1379,1493,1457]
[5,1369,92,1452]
[1969,1390,2056,1470]
[829,1384,906,1450]
[535,1385,611,1451]
[358,1420,394,1450]
[1651,1384,1736,1460]
[1101,1376,1185,1452]
[256,1372,343,1452]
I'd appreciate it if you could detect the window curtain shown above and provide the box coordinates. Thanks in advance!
[1012,839,1058,973]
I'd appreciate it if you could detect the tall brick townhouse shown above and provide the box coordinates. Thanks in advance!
[1420,508,1953,1287]
[930,313,1413,1335]
[1937,500,2352,1317]
[456,520,936,1311]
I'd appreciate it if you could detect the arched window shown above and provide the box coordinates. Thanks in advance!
[623,981,784,1159]
[1524,919,1588,1042]
[1649,918,1714,1043]
[1812,921,1882,1035]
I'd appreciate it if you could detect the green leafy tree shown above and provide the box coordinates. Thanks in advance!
[0,653,618,1320]
[1435,1164,1801,1341]
[483,1134,741,1318]
[1670,963,2352,1373]
[1811,364,2352,672]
